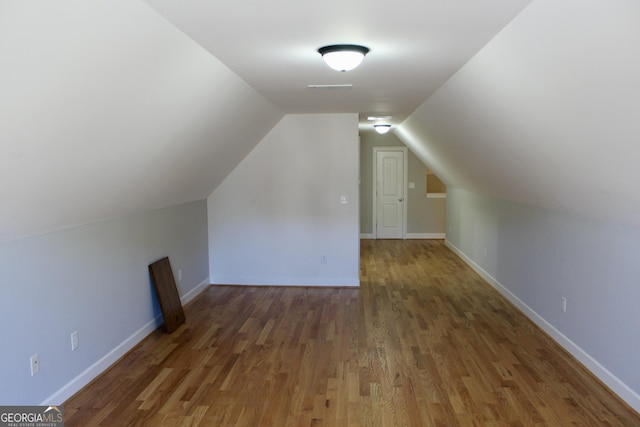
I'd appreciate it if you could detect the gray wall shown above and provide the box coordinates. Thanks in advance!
[360,131,446,236]
[446,187,640,410]
[0,200,209,405]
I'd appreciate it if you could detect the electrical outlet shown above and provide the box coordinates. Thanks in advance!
[71,330,79,351]
[320,255,327,264]
[561,297,567,313]
[30,354,39,376]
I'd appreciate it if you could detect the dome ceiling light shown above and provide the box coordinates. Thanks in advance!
[374,124,392,135]
[318,44,370,72]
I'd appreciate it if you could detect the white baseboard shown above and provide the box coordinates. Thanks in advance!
[360,233,445,240]
[180,277,210,305]
[444,240,640,414]
[41,277,210,406]
[407,233,446,239]
[211,278,360,287]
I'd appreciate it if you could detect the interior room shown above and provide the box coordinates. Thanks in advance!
[1,0,640,424]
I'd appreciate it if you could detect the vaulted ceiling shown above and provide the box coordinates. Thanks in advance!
[0,1,283,241]
[397,0,640,228]
[145,0,531,125]
[3,0,639,242]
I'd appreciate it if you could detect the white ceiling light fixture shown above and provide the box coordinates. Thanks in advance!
[318,44,370,72]
[374,124,392,135]
[307,84,353,89]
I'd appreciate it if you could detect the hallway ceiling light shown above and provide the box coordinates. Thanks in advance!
[374,124,392,134]
[318,44,369,72]
[307,84,353,89]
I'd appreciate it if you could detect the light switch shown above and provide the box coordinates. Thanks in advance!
[408,182,415,189]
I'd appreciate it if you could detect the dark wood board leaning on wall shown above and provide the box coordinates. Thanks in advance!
[148,257,185,333]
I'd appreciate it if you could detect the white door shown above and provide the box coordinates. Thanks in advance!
[376,150,405,239]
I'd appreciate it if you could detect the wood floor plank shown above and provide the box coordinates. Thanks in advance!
[64,240,640,426]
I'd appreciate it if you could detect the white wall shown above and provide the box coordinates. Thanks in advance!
[445,187,640,412]
[0,200,209,405]
[208,114,360,287]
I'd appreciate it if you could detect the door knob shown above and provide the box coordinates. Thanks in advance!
[398,198,403,202]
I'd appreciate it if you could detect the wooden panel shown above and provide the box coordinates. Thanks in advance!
[148,257,185,333]
[382,203,399,228]
[382,156,398,195]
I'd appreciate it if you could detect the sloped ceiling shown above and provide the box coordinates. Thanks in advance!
[1,0,534,243]
[8,0,638,242]
[0,2,282,242]
[398,0,640,227]
[144,0,531,126]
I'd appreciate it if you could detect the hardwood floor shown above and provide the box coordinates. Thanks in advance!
[64,240,640,426]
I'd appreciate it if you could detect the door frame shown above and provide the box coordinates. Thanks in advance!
[372,147,408,239]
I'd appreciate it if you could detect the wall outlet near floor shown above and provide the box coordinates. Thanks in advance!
[561,297,567,313]
[30,354,39,376]
[320,255,327,264]
[71,330,79,351]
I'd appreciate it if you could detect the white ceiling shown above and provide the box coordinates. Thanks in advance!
[145,0,532,127]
